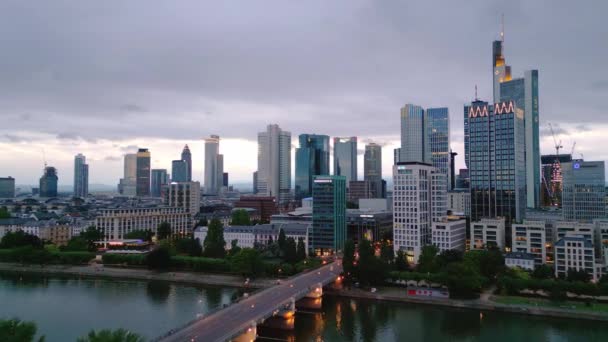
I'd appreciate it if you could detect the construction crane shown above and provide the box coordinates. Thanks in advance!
[41,148,47,169]
[570,141,576,158]
[548,123,563,156]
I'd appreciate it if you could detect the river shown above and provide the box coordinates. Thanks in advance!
[1,273,607,341]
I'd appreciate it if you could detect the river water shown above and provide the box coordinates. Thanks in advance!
[1,273,607,341]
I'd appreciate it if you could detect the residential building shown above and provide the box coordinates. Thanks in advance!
[364,143,385,198]
[171,160,188,182]
[505,252,535,271]
[540,154,572,208]
[555,221,595,246]
[311,175,346,254]
[39,225,72,246]
[554,235,601,282]
[562,160,606,222]
[95,207,192,240]
[447,190,470,216]
[392,162,447,264]
[256,125,291,204]
[595,219,608,270]
[333,137,357,186]
[136,148,151,197]
[431,217,467,252]
[0,177,15,198]
[512,220,547,266]
[39,166,58,198]
[118,153,137,196]
[73,154,88,198]
[234,196,278,223]
[295,134,330,200]
[181,144,192,182]
[470,218,506,251]
[151,169,168,197]
[164,181,201,216]
[204,135,224,195]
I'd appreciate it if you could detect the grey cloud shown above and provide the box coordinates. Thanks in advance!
[120,145,139,152]
[104,156,121,162]
[591,80,608,90]
[2,134,30,143]
[56,132,98,144]
[540,125,569,137]
[575,125,592,132]
[120,103,147,113]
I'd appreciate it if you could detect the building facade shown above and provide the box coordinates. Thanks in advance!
[470,218,506,251]
[431,218,467,252]
[562,160,606,222]
[204,135,224,195]
[541,154,572,208]
[256,125,291,204]
[512,220,547,266]
[39,166,58,198]
[171,160,188,182]
[295,134,330,200]
[234,196,278,223]
[95,207,192,240]
[164,181,201,216]
[447,190,471,216]
[118,153,137,196]
[151,169,169,197]
[0,177,15,198]
[364,143,385,198]
[346,209,392,244]
[135,148,151,197]
[427,107,450,183]
[311,175,346,254]
[333,137,357,186]
[73,154,88,198]
[181,144,192,182]
[554,235,600,282]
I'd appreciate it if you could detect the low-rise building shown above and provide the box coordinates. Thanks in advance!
[555,221,595,247]
[346,209,392,244]
[431,217,466,252]
[512,220,547,266]
[95,207,193,240]
[595,219,608,270]
[469,218,506,251]
[554,235,602,282]
[39,225,72,246]
[447,190,470,216]
[505,252,535,270]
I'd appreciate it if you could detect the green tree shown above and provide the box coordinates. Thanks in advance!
[357,239,386,285]
[202,219,226,258]
[284,237,298,264]
[156,222,171,240]
[267,235,273,246]
[230,209,251,226]
[0,207,10,219]
[196,218,208,227]
[228,239,241,257]
[343,240,356,277]
[0,318,44,342]
[0,231,43,249]
[395,250,408,271]
[445,262,484,299]
[175,238,202,257]
[62,237,90,252]
[436,249,463,269]
[77,328,144,342]
[81,226,103,242]
[380,241,394,265]
[532,264,553,279]
[296,237,306,261]
[124,229,154,242]
[567,269,591,282]
[145,246,171,270]
[417,245,439,273]
[277,228,286,255]
[230,248,263,277]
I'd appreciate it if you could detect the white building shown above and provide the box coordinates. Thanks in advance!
[393,162,446,264]
[554,235,602,282]
[118,153,137,196]
[447,190,470,216]
[256,124,292,205]
[164,181,201,216]
[512,220,547,266]
[204,135,224,195]
[95,207,193,240]
[470,218,506,251]
[505,252,535,271]
[594,219,608,270]
[431,218,466,252]
[555,221,595,246]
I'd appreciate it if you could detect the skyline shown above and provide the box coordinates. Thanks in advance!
[1,1,607,186]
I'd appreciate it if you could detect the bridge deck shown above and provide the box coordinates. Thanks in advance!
[158,260,342,342]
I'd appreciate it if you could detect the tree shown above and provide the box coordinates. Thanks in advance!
[567,269,591,283]
[62,237,90,252]
[357,239,386,285]
[380,241,394,265]
[196,218,208,227]
[156,222,171,240]
[267,235,274,246]
[343,240,356,277]
[230,248,263,277]
[445,262,484,299]
[417,245,439,273]
[228,239,241,257]
[395,250,408,271]
[277,228,286,255]
[0,207,10,219]
[0,318,44,342]
[146,246,171,270]
[202,218,226,258]
[230,209,251,226]
[296,237,306,261]
[175,238,202,257]
[124,229,154,242]
[284,237,298,264]
[77,329,144,342]
[436,249,463,269]
[0,231,43,249]
[80,226,103,244]
[532,264,553,279]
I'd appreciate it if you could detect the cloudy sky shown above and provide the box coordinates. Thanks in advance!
[1,0,607,188]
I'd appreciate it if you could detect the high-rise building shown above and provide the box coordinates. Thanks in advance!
[136,148,151,197]
[151,169,168,197]
[0,177,15,198]
[181,144,192,182]
[541,154,572,207]
[118,153,137,196]
[493,34,541,208]
[562,160,606,222]
[348,180,373,203]
[73,154,89,198]
[295,134,330,200]
[204,135,224,195]
[400,104,429,163]
[256,125,292,205]
[39,166,58,198]
[427,107,450,178]
[364,143,385,198]
[392,162,446,264]
[311,175,346,254]
[171,160,188,182]
[465,99,526,227]
[333,137,357,186]
[164,181,201,216]
[223,172,229,187]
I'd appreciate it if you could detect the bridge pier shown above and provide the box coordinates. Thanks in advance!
[257,298,296,331]
[305,282,323,298]
[231,322,256,342]
[296,296,322,310]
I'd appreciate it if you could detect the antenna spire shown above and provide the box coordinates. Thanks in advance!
[475,85,478,101]
[500,13,505,42]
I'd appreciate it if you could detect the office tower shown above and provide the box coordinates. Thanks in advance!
[151,169,168,197]
[348,180,373,203]
[562,160,606,222]
[364,143,384,198]
[333,137,357,186]
[118,153,137,196]
[223,172,229,187]
[400,104,429,163]
[540,154,572,208]
[0,177,15,198]
[204,135,224,195]
[171,160,188,182]
[465,99,526,227]
[449,151,458,190]
[311,175,346,254]
[252,171,258,194]
[164,181,201,216]
[493,33,541,208]
[39,166,58,197]
[295,134,330,200]
[73,153,89,198]
[392,162,446,263]
[393,148,401,164]
[136,148,151,197]
[181,144,192,181]
[456,169,470,189]
[256,124,292,205]
[427,107,450,179]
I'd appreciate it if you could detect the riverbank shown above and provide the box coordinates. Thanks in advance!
[0,262,275,288]
[325,286,608,322]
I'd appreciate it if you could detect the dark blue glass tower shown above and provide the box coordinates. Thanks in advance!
[295,134,330,200]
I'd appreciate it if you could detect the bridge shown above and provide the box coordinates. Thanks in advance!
[157,260,343,342]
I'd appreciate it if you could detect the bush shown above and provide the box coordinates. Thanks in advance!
[171,256,230,273]
[102,253,146,266]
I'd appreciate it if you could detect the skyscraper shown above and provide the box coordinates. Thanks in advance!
[171,160,188,182]
[493,31,541,208]
[204,135,224,195]
[562,160,606,222]
[333,137,357,186]
[295,134,330,200]
[540,154,572,207]
[181,144,192,181]
[257,124,292,205]
[151,169,168,197]
[73,153,88,198]
[364,143,384,198]
[311,175,346,254]
[465,99,526,226]
[118,153,137,196]
[427,107,450,182]
[40,166,58,198]
[400,104,429,164]
[0,177,15,198]
[136,148,151,197]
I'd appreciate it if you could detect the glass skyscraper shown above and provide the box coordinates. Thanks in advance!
[257,125,291,205]
[171,160,188,182]
[136,148,151,197]
[427,107,450,184]
[40,166,58,198]
[0,177,15,198]
[333,137,357,186]
[364,143,385,198]
[562,160,606,222]
[73,153,88,198]
[151,169,168,197]
[465,99,526,226]
[311,175,346,254]
[295,134,330,200]
[400,104,429,163]
[181,145,192,182]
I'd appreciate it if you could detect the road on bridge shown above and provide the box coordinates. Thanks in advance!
[158,260,343,342]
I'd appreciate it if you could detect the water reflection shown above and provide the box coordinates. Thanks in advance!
[146,281,171,304]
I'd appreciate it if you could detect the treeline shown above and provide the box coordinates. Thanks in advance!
[0,230,96,265]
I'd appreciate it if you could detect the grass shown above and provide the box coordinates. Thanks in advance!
[493,295,608,314]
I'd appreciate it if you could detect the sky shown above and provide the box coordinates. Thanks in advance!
[1,0,607,188]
